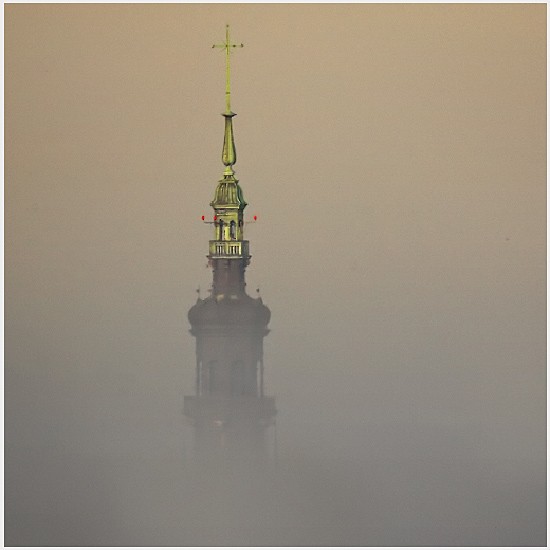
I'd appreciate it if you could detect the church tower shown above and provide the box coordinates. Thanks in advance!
[184,26,276,464]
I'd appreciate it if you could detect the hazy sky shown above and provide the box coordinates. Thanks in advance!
[5,4,546,546]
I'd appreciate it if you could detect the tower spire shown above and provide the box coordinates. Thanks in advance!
[185,27,275,466]
[213,25,243,176]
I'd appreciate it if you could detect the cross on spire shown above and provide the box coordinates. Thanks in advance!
[212,24,244,114]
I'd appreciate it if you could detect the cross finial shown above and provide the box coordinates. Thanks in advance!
[212,25,244,114]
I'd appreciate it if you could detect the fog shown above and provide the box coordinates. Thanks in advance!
[5,4,546,547]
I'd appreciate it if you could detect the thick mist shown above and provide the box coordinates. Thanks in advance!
[5,4,546,546]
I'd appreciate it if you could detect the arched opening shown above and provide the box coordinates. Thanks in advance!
[230,220,236,240]
[218,219,224,240]
[244,363,258,396]
[231,360,245,396]
[208,361,221,393]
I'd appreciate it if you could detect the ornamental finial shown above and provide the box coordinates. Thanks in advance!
[212,24,244,115]
[213,25,243,176]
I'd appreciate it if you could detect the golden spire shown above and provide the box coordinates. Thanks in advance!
[213,25,243,176]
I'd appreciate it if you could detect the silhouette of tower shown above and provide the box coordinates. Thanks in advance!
[184,26,276,464]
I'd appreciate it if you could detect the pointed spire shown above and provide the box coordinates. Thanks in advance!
[213,25,243,177]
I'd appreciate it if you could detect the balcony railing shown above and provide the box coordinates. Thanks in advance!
[209,240,250,258]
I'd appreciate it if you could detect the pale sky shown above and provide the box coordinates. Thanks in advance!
[5,4,546,546]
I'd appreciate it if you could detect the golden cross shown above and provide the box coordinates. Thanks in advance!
[212,25,244,114]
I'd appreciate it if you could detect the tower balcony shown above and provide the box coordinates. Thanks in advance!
[209,240,250,259]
